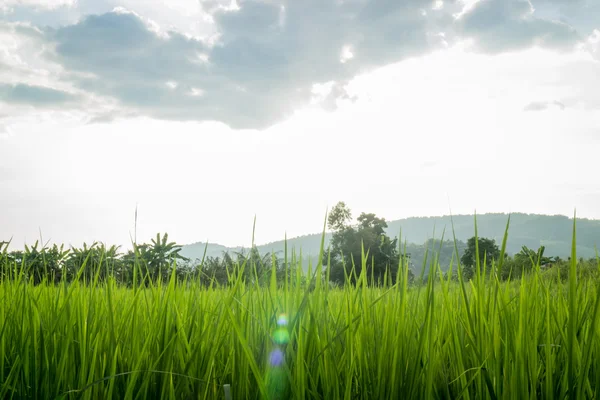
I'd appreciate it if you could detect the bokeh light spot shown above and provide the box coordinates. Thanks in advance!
[273,328,290,345]
[269,348,285,366]
[277,314,288,326]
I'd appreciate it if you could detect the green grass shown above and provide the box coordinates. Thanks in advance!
[1,218,600,399]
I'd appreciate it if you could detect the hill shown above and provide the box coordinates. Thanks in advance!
[181,213,600,272]
[385,213,600,256]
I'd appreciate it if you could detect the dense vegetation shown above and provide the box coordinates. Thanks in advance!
[181,212,600,271]
[1,211,600,399]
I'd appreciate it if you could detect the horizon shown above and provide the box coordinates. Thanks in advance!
[2,209,595,252]
[179,210,596,248]
[1,0,599,250]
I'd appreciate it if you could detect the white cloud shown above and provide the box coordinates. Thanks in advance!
[0,21,122,130]
[588,29,600,59]
[90,0,215,39]
[340,44,354,63]
[1,0,600,248]
[1,0,76,12]
[188,87,204,96]
[0,22,62,87]
[454,0,482,19]
[523,100,565,111]
[455,0,580,54]
[0,0,590,131]
[2,45,599,248]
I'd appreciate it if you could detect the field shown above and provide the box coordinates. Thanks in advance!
[1,227,600,399]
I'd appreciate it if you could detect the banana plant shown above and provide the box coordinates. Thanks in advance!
[9,241,70,284]
[67,242,123,283]
[134,233,189,283]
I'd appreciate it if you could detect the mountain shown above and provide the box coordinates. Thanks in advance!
[180,234,328,265]
[385,213,600,255]
[181,213,600,271]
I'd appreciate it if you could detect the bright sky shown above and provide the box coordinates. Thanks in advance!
[1,0,599,249]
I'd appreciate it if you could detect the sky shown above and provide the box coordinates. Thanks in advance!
[1,0,599,250]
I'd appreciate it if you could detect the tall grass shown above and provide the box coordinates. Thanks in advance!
[0,216,599,399]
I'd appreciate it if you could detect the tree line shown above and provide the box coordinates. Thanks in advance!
[1,202,598,287]
[0,233,296,287]
[322,202,598,285]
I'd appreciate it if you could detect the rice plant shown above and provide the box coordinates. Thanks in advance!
[0,216,599,399]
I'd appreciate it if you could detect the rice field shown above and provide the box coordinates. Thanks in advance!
[1,221,599,399]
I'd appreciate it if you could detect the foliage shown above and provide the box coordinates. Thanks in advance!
[131,233,189,283]
[0,233,301,289]
[499,245,557,280]
[1,217,600,398]
[325,201,408,285]
[460,236,501,280]
[65,242,123,283]
[177,213,600,272]
[4,241,70,284]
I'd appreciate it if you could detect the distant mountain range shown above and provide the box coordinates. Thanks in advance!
[180,213,600,271]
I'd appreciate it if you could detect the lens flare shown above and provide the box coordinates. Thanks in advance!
[273,328,290,345]
[277,313,288,326]
[266,312,290,398]
[269,348,284,366]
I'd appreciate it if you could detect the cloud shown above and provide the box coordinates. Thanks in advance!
[523,100,566,111]
[1,0,75,12]
[6,0,75,8]
[0,0,594,130]
[3,42,600,247]
[46,9,302,129]
[531,0,600,36]
[0,22,66,88]
[44,3,444,129]
[456,0,580,53]
[313,81,358,112]
[0,82,78,105]
[587,29,600,59]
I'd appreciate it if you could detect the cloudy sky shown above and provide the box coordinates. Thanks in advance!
[1,0,599,249]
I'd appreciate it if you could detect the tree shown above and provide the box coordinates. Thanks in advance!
[327,201,352,232]
[65,242,123,283]
[231,246,282,285]
[460,236,500,280]
[515,245,554,267]
[132,233,188,283]
[197,256,230,286]
[500,245,555,280]
[325,201,402,286]
[7,241,70,284]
